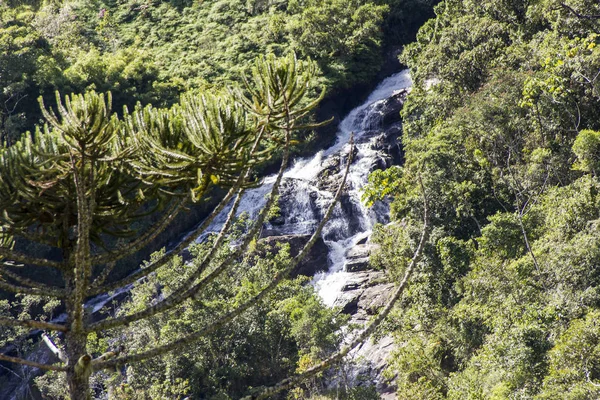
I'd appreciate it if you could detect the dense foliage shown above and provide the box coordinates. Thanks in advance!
[0,0,437,145]
[365,0,600,398]
[0,0,441,395]
[34,234,346,399]
[19,0,600,398]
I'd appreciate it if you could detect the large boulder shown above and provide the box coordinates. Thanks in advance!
[381,89,408,128]
[345,258,370,273]
[344,243,379,273]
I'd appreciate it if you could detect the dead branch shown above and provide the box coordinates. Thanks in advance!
[42,334,66,362]
[0,317,67,332]
[560,3,600,19]
[0,354,66,372]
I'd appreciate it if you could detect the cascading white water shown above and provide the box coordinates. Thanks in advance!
[203,70,412,306]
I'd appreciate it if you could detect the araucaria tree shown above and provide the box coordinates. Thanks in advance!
[0,54,338,399]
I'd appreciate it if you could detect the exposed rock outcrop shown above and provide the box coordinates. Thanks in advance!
[344,243,379,272]
[328,238,398,397]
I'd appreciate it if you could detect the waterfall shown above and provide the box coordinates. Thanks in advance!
[203,70,412,306]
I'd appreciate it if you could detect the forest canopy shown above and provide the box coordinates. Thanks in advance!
[0,0,436,144]
[363,0,600,398]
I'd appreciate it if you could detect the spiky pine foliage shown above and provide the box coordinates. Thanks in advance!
[0,91,159,250]
[125,92,255,201]
[238,53,331,136]
[0,53,335,400]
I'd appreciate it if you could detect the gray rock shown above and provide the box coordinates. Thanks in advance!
[345,243,378,260]
[341,282,362,292]
[356,235,369,245]
[381,89,408,127]
[340,272,374,292]
[349,334,398,395]
[326,268,398,396]
[333,291,362,315]
[345,257,370,273]
[344,243,380,272]
[358,284,395,315]
[257,234,329,277]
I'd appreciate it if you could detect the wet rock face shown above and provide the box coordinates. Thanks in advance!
[267,178,324,233]
[329,238,398,396]
[351,88,407,135]
[344,243,379,273]
[381,89,408,128]
[257,234,330,277]
[265,89,407,244]
[256,234,399,394]
[316,155,343,192]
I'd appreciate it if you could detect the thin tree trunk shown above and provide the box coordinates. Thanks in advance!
[64,153,94,400]
[64,293,92,400]
[65,337,92,400]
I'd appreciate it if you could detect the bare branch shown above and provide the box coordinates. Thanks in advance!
[0,354,66,372]
[156,124,270,295]
[42,334,66,362]
[560,3,600,19]
[92,260,116,288]
[91,346,123,365]
[0,247,64,270]
[85,185,245,333]
[4,227,58,248]
[87,134,288,333]
[90,121,270,296]
[4,92,28,115]
[0,362,23,380]
[0,317,67,332]
[0,278,63,298]
[0,267,65,297]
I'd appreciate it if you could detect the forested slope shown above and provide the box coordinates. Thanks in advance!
[0,0,435,144]
[8,0,600,398]
[366,0,600,398]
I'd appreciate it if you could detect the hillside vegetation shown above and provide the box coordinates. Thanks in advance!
[365,0,600,398]
[0,0,435,143]
[5,0,600,398]
[0,1,437,399]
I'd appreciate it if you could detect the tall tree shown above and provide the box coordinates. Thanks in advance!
[0,53,336,399]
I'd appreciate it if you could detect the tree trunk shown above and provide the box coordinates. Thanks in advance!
[65,328,92,399]
[65,268,92,400]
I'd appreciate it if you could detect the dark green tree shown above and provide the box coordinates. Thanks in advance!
[0,53,337,399]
